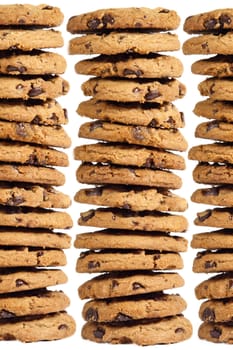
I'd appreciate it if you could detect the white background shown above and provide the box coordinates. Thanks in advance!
[2,0,233,349]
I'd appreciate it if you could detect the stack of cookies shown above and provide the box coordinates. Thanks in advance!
[0,4,75,342]
[68,7,192,345]
[183,8,233,344]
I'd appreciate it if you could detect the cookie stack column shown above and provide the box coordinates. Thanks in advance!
[183,8,233,345]
[0,4,76,342]
[68,7,192,346]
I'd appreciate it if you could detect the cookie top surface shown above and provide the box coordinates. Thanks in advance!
[0,312,76,342]
[76,54,183,79]
[75,229,188,251]
[0,268,67,294]
[79,121,188,151]
[184,9,233,33]
[67,7,180,33]
[198,77,233,101]
[192,229,233,250]
[77,163,182,189]
[0,247,66,268]
[191,186,233,207]
[69,32,180,55]
[0,29,63,51]
[82,292,187,322]
[0,227,71,249]
[195,272,233,299]
[199,298,233,323]
[77,249,183,273]
[193,250,233,273]
[78,271,184,299]
[195,208,233,229]
[198,321,233,344]
[0,141,68,167]
[194,98,233,122]
[81,316,192,345]
[0,4,63,27]
[189,143,233,164]
[75,143,186,170]
[192,55,233,77]
[183,32,233,55]
[82,77,185,104]
[75,185,187,212]
[77,99,185,129]
[193,163,233,185]
[78,208,188,232]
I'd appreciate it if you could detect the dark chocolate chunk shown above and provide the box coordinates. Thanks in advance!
[89,120,103,131]
[28,87,44,98]
[159,9,170,13]
[197,210,212,222]
[114,313,132,322]
[6,65,27,73]
[132,282,145,290]
[16,83,23,90]
[202,187,219,196]
[3,333,16,340]
[16,122,27,137]
[86,308,99,321]
[145,90,161,101]
[148,119,158,128]
[132,87,141,93]
[202,307,215,321]
[132,126,144,140]
[201,42,208,50]
[6,195,25,206]
[85,187,103,196]
[143,157,155,168]
[87,18,101,30]
[123,69,143,77]
[81,210,95,222]
[119,337,133,344]
[31,115,41,124]
[88,261,100,269]
[210,327,222,339]
[122,202,131,210]
[93,326,105,339]
[102,14,115,26]
[15,279,27,287]
[204,18,217,30]
[205,260,217,269]
[206,120,219,131]
[0,310,16,319]
[112,280,119,289]
[219,14,232,26]
[175,327,184,333]
[58,324,68,330]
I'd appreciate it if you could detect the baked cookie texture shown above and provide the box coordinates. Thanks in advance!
[184,7,233,344]
[0,4,75,343]
[69,6,191,346]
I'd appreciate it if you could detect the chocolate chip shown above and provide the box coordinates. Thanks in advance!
[0,310,16,319]
[219,14,231,26]
[132,126,144,140]
[18,18,26,24]
[85,42,91,50]
[207,120,219,131]
[37,251,44,257]
[123,69,143,77]
[145,90,161,101]
[210,327,222,339]
[132,87,141,93]
[3,333,16,340]
[6,195,24,206]
[16,122,27,137]
[119,337,133,344]
[143,157,155,168]
[132,282,145,290]
[148,119,158,128]
[15,279,27,287]
[16,84,23,90]
[204,18,217,30]
[197,210,211,222]
[201,42,208,50]
[93,327,105,339]
[202,307,215,321]
[42,5,53,10]
[58,324,68,330]
[86,308,99,321]
[229,280,233,289]
[205,260,217,269]
[209,84,216,95]
[32,115,41,124]
[175,328,184,334]
[81,210,95,222]
[87,18,101,30]
[27,154,40,165]
[202,187,219,196]
[89,120,103,131]
[159,9,170,13]
[115,313,132,322]
[112,280,119,289]
[88,261,100,269]
[122,202,131,210]
[6,65,27,73]
[102,14,115,26]
[85,188,103,196]
[28,87,44,98]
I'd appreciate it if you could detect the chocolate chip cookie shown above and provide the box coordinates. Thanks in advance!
[191,229,233,249]
[192,55,233,77]
[195,273,233,299]
[194,99,233,122]
[195,120,233,142]
[199,321,233,344]
[195,207,233,228]
[193,250,233,273]
[193,163,233,185]
[189,143,233,164]
[191,186,233,206]
[199,298,233,322]
[198,77,233,101]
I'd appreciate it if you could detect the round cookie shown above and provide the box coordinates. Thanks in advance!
[0,164,65,186]
[195,121,233,142]
[79,121,188,151]
[78,271,184,299]
[0,268,67,294]
[199,77,233,101]
[0,76,69,101]
[189,143,233,165]
[81,316,192,345]
[0,247,66,268]
[78,208,188,232]
[77,250,183,272]
[0,207,72,229]
[193,163,233,185]
[183,32,233,55]
[0,184,70,208]
[191,229,233,249]
[0,289,70,318]
[75,143,185,170]
[82,293,187,322]
[0,4,64,27]
[192,55,233,77]
[0,312,76,342]
[69,32,180,55]
[199,298,233,323]
[0,227,71,249]
[77,99,185,129]
[184,9,233,34]
[82,77,185,104]
[0,100,68,126]
[75,186,187,212]
[75,230,188,252]
[67,7,180,33]
[195,273,233,299]
[191,186,233,206]
[195,208,233,228]
[194,99,233,122]
[0,29,63,51]
[0,141,68,167]
[0,121,71,148]
[193,250,233,273]
[199,321,233,344]
[76,54,183,78]
[77,163,182,189]
[0,51,66,75]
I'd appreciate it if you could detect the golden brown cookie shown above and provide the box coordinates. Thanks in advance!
[193,163,233,185]
[192,55,233,77]
[194,99,233,122]
[193,250,233,273]
[195,273,233,299]
[199,77,233,101]
[195,207,233,229]
[191,229,233,250]
[189,143,233,164]
[191,186,233,206]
